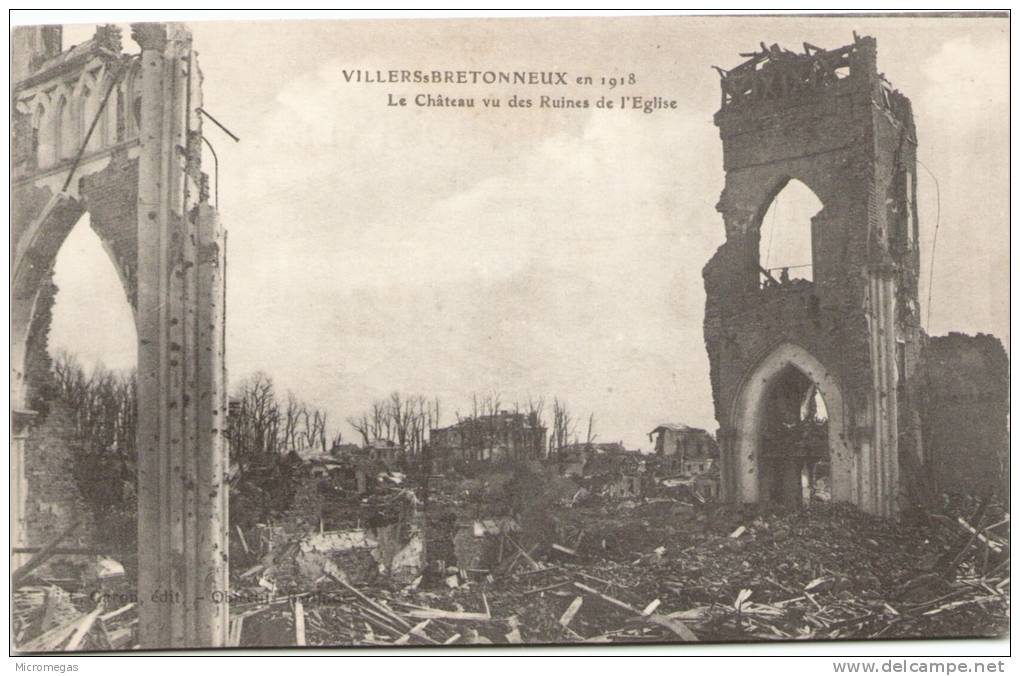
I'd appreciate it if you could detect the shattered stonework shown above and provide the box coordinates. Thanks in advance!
[704,36,1008,516]
[920,332,1010,503]
[11,23,229,647]
[703,36,925,516]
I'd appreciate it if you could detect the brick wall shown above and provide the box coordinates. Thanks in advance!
[703,37,926,513]
[920,333,1009,502]
[23,401,101,554]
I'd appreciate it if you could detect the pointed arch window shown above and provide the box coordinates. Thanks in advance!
[758,178,824,286]
[57,95,77,160]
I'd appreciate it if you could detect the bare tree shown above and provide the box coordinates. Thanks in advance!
[228,372,282,476]
[390,391,416,451]
[281,392,303,452]
[371,400,388,442]
[347,413,371,448]
[349,392,443,456]
[51,352,137,508]
[298,407,328,454]
[550,397,577,456]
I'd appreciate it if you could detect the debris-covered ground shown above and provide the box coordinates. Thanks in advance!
[227,486,1009,648]
[12,463,1009,650]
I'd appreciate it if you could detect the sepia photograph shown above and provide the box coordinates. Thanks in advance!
[8,9,1010,659]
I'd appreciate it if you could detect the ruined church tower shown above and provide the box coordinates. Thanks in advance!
[703,36,925,516]
[11,23,229,647]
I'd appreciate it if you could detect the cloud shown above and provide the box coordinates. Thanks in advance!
[221,67,724,447]
[47,17,1009,452]
[915,32,1009,341]
[920,34,1008,132]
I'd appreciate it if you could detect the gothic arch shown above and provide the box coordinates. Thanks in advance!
[11,195,137,408]
[56,93,76,160]
[13,22,229,647]
[755,176,825,282]
[80,81,103,153]
[726,341,854,505]
[753,175,827,231]
[37,94,58,167]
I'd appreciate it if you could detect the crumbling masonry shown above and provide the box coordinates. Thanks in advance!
[12,24,229,647]
[703,36,926,516]
[703,36,1008,516]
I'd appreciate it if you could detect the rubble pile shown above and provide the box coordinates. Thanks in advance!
[12,460,1008,650]
[12,585,137,651]
[224,490,1009,646]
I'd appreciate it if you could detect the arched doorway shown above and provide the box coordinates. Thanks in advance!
[11,202,139,559]
[759,365,830,505]
[12,195,92,410]
[728,342,853,506]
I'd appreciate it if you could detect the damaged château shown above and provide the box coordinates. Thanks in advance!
[10,24,1009,652]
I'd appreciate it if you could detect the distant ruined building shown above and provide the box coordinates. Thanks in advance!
[702,35,1007,516]
[430,411,547,468]
[648,424,718,476]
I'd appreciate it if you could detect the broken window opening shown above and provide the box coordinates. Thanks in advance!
[758,178,823,287]
[57,95,76,161]
[49,213,137,373]
[80,84,106,154]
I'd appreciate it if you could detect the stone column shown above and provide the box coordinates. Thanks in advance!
[10,410,37,569]
[133,22,228,648]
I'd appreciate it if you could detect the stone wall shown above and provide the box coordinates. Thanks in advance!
[23,402,102,555]
[703,37,925,515]
[18,270,103,570]
[920,333,1009,503]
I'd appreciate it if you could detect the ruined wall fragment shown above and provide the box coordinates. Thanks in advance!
[920,333,1009,503]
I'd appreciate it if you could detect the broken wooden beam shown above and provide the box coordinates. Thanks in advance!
[19,614,83,652]
[99,603,136,624]
[228,615,244,647]
[328,574,413,631]
[394,619,433,645]
[559,596,584,627]
[403,607,492,622]
[11,547,105,556]
[957,517,1005,554]
[505,535,542,571]
[551,543,577,557]
[12,520,80,588]
[236,525,251,556]
[573,582,697,641]
[523,580,571,595]
[65,605,104,651]
[293,599,306,646]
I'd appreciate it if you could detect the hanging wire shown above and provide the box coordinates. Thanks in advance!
[917,158,941,332]
[763,192,780,270]
[201,136,219,208]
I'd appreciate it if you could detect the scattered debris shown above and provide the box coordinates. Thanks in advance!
[559,597,583,627]
[13,463,1009,650]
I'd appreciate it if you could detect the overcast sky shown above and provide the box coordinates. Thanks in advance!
[48,14,1009,451]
